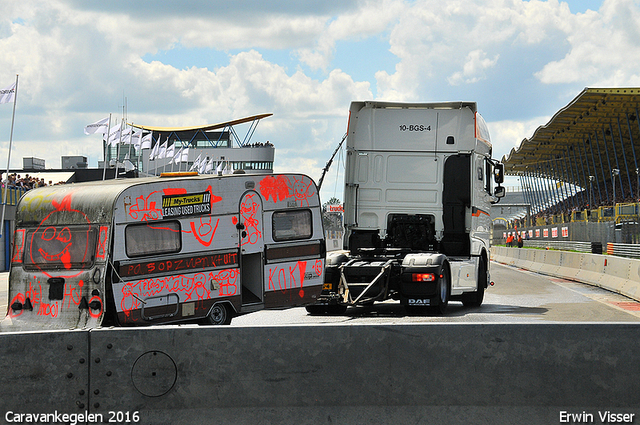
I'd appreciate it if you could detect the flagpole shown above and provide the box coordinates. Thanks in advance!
[102,113,112,181]
[1,74,19,238]
[127,122,134,164]
[145,132,151,176]
[115,120,123,179]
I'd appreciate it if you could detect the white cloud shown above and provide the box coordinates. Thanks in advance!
[2,0,640,197]
[489,116,552,162]
[295,0,405,70]
[535,0,640,85]
[448,50,500,85]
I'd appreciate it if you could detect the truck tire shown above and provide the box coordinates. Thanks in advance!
[431,265,450,314]
[462,258,486,308]
[206,303,233,325]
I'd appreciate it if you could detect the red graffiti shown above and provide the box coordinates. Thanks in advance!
[290,175,315,206]
[88,296,103,318]
[214,269,239,296]
[11,229,25,263]
[63,282,82,309]
[267,261,307,298]
[9,278,93,319]
[128,191,162,221]
[163,188,187,196]
[240,193,261,246]
[28,195,91,279]
[189,217,220,247]
[259,175,291,202]
[96,226,108,260]
[8,293,25,318]
[51,193,73,212]
[38,300,59,317]
[259,175,315,206]
[312,259,323,276]
[119,269,239,317]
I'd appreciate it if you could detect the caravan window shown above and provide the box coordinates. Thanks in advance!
[125,221,181,257]
[24,226,97,270]
[272,209,312,241]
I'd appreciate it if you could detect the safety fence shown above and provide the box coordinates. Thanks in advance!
[497,240,640,258]
[493,220,640,246]
[0,186,27,206]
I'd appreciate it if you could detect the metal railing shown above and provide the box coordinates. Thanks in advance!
[509,240,594,253]
[0,187,28,206]
[496,240,640,259]
[606,243,640,259]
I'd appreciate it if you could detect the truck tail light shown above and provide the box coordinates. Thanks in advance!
[412,273,436,282]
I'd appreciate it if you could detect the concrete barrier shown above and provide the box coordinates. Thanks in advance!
[492,247,640,303]
[2,324,640,425]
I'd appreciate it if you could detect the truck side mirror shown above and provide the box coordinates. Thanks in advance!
[494,186,506,198]
[494,164,504,184]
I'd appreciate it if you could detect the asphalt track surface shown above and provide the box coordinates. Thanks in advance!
[230,261,640,326]
[2,261,640,326]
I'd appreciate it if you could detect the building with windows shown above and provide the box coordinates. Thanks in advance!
[103,113,275,176]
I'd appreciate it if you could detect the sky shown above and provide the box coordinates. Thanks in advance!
[1,0,639,201]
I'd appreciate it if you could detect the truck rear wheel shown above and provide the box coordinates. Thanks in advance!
[206,303,233,325]
[431,265,450,314]
[462,258,486,307]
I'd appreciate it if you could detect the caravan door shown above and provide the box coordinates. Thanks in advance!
[238,191,264,305]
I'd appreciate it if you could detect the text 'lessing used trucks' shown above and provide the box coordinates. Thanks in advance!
[308,101,504,315]
[6,172,325,329]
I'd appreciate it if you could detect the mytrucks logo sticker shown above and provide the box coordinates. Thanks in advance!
[162,191,211,218]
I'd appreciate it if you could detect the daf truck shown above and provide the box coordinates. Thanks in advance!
[309,101,504,314]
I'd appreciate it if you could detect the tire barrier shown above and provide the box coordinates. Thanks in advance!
[2,324,640,425]
[492,246,640,303]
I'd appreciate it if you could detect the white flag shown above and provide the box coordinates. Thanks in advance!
[165,143,175,160]
[174,146,189,164]
[173,146,184,164]
[190,153,202,171]
[216,160,225,174]
[199,157,211,174]
[149,140,160,160]
[132,129,144,150]
[0,82,16,104]
[107,124,121,146]
[156,140,168,159]
[120,126,133,145]
[206,158,216,174]
[140,131,153,150]
[84,117,109,135]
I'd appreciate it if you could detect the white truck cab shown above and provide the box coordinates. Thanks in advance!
[310,101,504,314]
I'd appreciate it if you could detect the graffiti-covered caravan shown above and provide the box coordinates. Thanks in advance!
[6,173,325,329]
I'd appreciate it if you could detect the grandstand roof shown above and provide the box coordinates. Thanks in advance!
[129,113,273,132]
[502,87,640,212]
[502,88,640,177]
[502,88,640,208]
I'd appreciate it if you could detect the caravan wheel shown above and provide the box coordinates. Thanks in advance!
[206,303,233,325]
